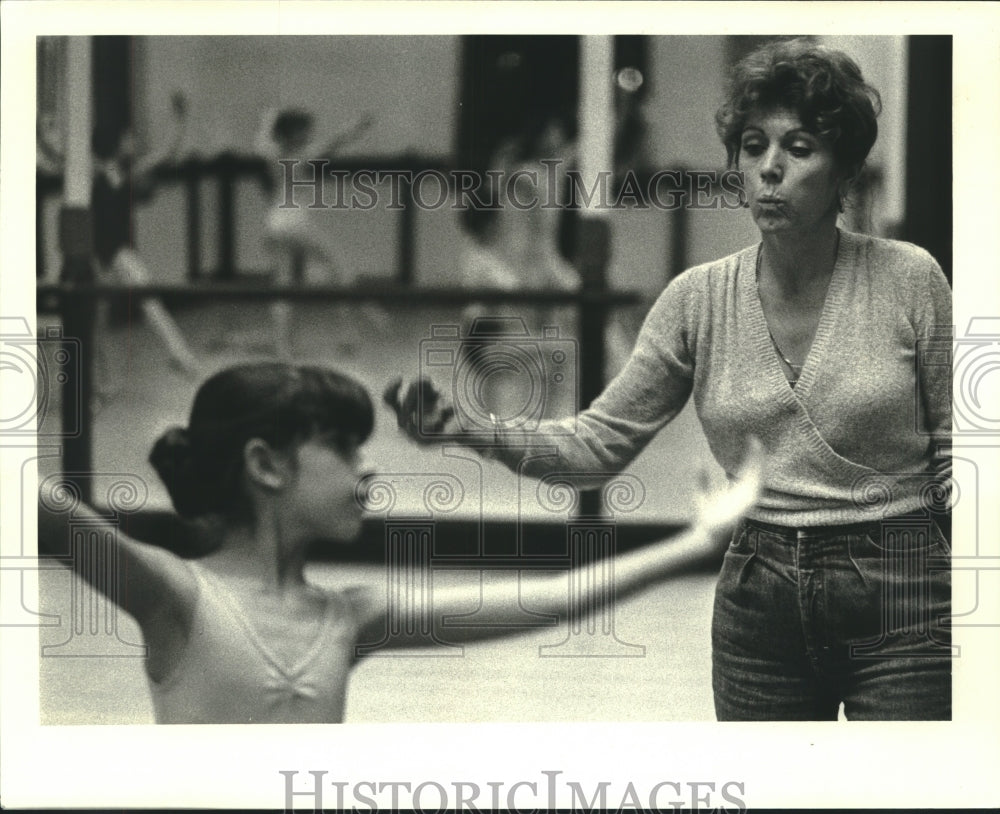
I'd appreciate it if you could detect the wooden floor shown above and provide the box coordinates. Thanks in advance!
[36,299,724,724]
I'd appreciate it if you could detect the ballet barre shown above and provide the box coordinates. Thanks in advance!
[36,282,648,308]
[38,157,736,287]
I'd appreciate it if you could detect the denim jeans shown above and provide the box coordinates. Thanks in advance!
[712,513,952,720]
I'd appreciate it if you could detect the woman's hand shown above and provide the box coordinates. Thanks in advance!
[383,377,464,445]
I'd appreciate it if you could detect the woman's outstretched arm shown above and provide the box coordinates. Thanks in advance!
[351,439,762,651]
[383,276,698,486]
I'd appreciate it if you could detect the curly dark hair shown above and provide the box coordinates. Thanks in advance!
[715,38,882,176]
[149,363,373,521]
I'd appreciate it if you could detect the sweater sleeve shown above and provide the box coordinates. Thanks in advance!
[487,274,697,484]
[915,258,953,484]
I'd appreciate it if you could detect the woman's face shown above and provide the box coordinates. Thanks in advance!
[738,107,843,237]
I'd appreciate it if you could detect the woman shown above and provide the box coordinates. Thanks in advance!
[38,362,760,724]
[387,39,953,720]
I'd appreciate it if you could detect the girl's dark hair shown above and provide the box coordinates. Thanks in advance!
[715,38,882,175]
[149,363,373,520]
[271,109,314,144]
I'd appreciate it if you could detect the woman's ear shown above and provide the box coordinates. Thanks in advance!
[243,438,293,492]
[838,165,862,207]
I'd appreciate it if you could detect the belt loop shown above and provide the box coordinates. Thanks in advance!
[738,543,757,584]
[735,523,758,584]
[847,536,869,588]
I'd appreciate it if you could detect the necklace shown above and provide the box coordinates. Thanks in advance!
[755,247,803,384]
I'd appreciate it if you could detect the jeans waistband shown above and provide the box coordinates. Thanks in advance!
[743,509,934,540]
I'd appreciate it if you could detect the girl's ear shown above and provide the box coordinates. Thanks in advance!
[243,438,293,492]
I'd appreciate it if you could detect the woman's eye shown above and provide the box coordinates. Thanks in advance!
[741,143,765,157]
[789,145,812,158]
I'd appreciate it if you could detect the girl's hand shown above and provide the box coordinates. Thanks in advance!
[383,377,462,445]
[693,436,764,543]
[352,112,376,136]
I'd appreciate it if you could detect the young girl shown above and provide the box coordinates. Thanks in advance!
[38,362,762,724]
[253,108,382,357]
[38,90,202,380]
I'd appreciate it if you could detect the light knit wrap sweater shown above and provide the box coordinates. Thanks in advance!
[492,230,952,527]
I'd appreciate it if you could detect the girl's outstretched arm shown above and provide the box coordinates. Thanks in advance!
[352,440,763,650]
[37,476,198,674]
[316,113,375,159]
[131,90,189,183]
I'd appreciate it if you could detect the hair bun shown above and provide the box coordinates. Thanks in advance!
[149,426,212,519]
[150,426,193,470]
[160,425,192,449]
